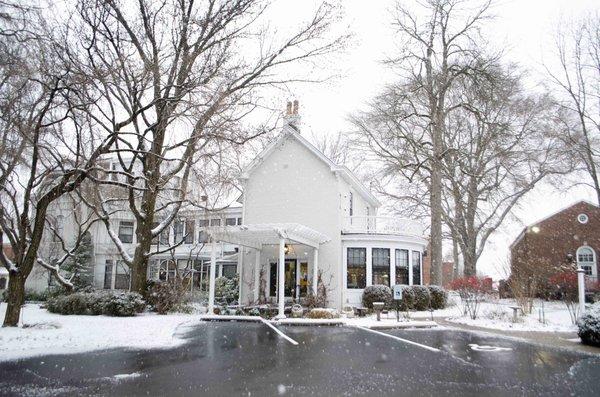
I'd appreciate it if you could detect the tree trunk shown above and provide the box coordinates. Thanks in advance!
[429,109,444,286]
[130,232,152,294]
[2,272,25,327]
[463,243,477,277]
[452,233,460,280]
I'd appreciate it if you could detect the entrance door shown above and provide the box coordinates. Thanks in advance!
[269,259,297,298]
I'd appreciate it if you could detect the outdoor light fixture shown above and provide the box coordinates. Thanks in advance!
[284,244,290,255]
[531,226,540,233]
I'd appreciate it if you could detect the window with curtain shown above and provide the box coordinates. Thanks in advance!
[372,248,390,286]
[118,221,134,243]
[395,249,409,285]
[347,248,366,289]
[412,251,421,285]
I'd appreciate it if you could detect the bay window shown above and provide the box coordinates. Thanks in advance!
[395,249,409,285]
[372,248,390,286]
[412,251,421,285]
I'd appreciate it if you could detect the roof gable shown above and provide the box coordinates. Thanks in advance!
[240,125,381,208]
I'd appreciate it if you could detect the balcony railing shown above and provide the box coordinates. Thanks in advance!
[342,216,426,237]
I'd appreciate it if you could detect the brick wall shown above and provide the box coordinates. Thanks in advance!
[510,201,600,277]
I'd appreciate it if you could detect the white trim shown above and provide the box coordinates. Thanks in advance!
[576,245,597,277]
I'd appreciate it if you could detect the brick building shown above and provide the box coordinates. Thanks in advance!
[510,200,600,279]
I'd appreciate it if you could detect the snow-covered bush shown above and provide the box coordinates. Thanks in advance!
[47,291,145,316]
[306,308,340,319]
[215,275,239,305]
[362,284,392,309]
[428,286,448,309]
[398,286,415,312]
[412,285,431,311]
[146,280,189,314]
[577,302,600,347]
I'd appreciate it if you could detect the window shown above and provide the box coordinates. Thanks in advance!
[347,248,366,289]
[159,226,170,245]
[185,220,195,244]
[395,249,409,285]
[412,251,421,285]
[578,213,589,224]
[104,260,113,289]
[577,247,595,276]
[177,259,192,279]
[174,221,185,243]
[193,259,211,291]
[198,219,209,243]
[118,221,134,244]
[349,192,354,216]
[159,260,177,281]
[114,261,130,289]
[225,218,237,226]
[210,218,221,226]
[237,217,243,225]
[147,260,160,280]
[222,263,237,278]
[151,222,159,245]
[372,248,390,286]
[52,215,64,242]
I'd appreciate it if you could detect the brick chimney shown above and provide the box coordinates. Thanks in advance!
[284,99,300,132]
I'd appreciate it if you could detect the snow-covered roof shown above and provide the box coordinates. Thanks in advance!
[239,124,381,208]
[207,223,331,250]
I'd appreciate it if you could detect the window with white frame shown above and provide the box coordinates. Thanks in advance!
[198,219,209,243]
[114,261,130,289]
[577,247,595,276]
[104,260,113,289]
[225,217,237,226]
[372,248,390,286]
[347,248,366,289]
[118,221,134,243]
[174,220,185,243]
[412,251,421,285]
[210,218,221,226]
[395,249,409,285]
[159,225,170,245]
[185,220,195,244]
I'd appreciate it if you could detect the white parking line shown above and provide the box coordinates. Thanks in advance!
[260,318,299,346]
[356,326,440,352]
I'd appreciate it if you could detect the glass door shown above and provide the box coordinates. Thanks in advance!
[269,259,298,298]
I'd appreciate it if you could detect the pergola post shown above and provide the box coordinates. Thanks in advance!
[277,237,286,319]
[254,248,261,303]
[312,247,319,295]
[208,239,217,314]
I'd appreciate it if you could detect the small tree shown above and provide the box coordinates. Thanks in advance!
[548,271,580,325]
[61,231,94,291]
[449,276,491,320]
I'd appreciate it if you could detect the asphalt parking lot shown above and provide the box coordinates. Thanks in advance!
[1,321,599,396]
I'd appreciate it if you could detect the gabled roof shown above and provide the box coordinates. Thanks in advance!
[239,124,381,208]
[509,199,599,249]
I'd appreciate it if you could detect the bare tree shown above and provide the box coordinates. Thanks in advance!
[71,0,347,294]
[352,0,496,285]
[441,64,569,276]
[547,14,600,204]
[0,3,117,326]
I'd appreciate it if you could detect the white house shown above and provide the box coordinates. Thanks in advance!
[206,110,428,317]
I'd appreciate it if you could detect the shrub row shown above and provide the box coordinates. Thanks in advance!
[362,284,448,311]
[46,291,146,317]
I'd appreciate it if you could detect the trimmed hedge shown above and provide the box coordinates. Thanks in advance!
[47,291,146,317]
[578,302,600,347]
[306,308,340,319]
[362,285,393,309]
[428,285,448,310]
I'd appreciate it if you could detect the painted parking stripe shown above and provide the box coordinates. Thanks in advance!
[356,326,440,353]
[260,318,299,346]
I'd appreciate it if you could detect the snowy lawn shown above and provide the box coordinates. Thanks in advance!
[446,299,578,333]
[0,303,199,362]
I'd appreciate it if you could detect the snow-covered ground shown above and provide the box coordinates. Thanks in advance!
[0,303,198,362]
[445,299,578,333]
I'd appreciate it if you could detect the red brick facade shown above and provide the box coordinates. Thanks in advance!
[510,201,600,278]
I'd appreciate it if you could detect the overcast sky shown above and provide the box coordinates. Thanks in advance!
[274,0,599,278]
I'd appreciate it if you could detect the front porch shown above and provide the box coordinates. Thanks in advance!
[207,223,330,318]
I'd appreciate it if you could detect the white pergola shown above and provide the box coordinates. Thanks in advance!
[207,223,330,318]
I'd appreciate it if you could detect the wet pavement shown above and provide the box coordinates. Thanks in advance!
[0,322,599,396]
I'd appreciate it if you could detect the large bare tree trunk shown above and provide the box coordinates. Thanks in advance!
[430,164,443,285]
[3,272,25,327]
[463,243,477,277]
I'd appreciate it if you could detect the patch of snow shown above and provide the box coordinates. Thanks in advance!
[446,299,578,333]
[0,303,198,362]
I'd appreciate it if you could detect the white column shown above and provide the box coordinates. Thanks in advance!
[312,247,319,295]
[277,237,286,319]
[577,268,586,316]
[208,240,217,314]
[254,248,261,303]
